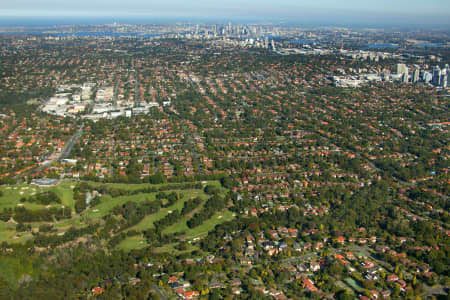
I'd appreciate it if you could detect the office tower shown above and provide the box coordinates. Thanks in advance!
[441,74,448,88]
[396,64,408,75]
[432,66,441,86]
[396,64,408,82]
[412,69,420,83]
[402,73,408,83]
[423,72,433,83]
[270,39,276,51]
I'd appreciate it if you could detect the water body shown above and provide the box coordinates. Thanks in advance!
[414,43,441,48]
[291,39,320,44]
[0,16,189,27]
[0,31,161,38]
[53,32,161,38]
[366,43,399,49]
[363,43,443,49]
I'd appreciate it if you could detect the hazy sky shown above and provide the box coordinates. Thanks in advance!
[2,0,450,26]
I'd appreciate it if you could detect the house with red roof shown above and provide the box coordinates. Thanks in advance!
[183,290,199,299]
[91,286,105,295]
[302,279,318,292]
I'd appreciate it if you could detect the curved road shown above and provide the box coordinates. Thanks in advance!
[152,284,167,300]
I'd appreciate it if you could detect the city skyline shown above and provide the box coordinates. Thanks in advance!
[1,0,450,27]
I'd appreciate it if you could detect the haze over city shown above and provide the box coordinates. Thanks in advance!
[1,0,450,27]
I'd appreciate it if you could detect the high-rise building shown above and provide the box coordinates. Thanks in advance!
[441,74,448,88]
[412,69,420,83]
[397,63,408,75]
[423,72,433,83]
[432,66,441,86]
[270,39,276,51]
[264,37,269,49]
[402,73,408,83]
[397,64,408,82]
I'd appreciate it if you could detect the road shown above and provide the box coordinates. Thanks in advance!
[134,67,139,107]
[58,123,84,161]
[14,124,84,182]
[152,284,167,300]
[422,285,449,298]
[183,123,203,174]
[281,246,393,272]
[367,160,417,188]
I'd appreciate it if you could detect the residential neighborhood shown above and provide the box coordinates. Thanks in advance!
[0,25,448,299]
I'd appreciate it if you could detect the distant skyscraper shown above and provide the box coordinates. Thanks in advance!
[441,74,448,88]
[270,39,276,51]
[432,66,441,86]
[423,72,433,83]
[397,63,408,82]
[264,37,269,49]
[397,63,407,75]
[412,69,420,83]
[402,73,408,83]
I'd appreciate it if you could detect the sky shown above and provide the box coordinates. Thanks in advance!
[1,0,450,27]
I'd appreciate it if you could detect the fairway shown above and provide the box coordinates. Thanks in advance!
[0,180,234,253]
[163,210,235,241]
[0,222,17,241]
[126,189,204,232]
[153,242,199,255]
[0,181,76,210]
[117,234,149,251]
[82,193,157,219]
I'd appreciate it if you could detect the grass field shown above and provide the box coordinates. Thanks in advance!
[82,193,156,219]
[0,221,17,241]
[117,234,149,251]
[153,242,199,255]
[345,277,363,292]
[0,180,235,251]
[0,181,76,211]
[164,210,235,241]
[126,189,205,232]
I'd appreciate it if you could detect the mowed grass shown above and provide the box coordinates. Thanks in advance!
[0,221,33,243]
[117,235,149,251]
[126,189,205,232]
[164,210,235,241]
[86,181,213,191]
[82,193,156,220]
[81,180,218,221]
[0,181,76,211]
[153,242,199,255]
[0,221,17,241]
[87,181,161,191]
[0,180,233,250]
